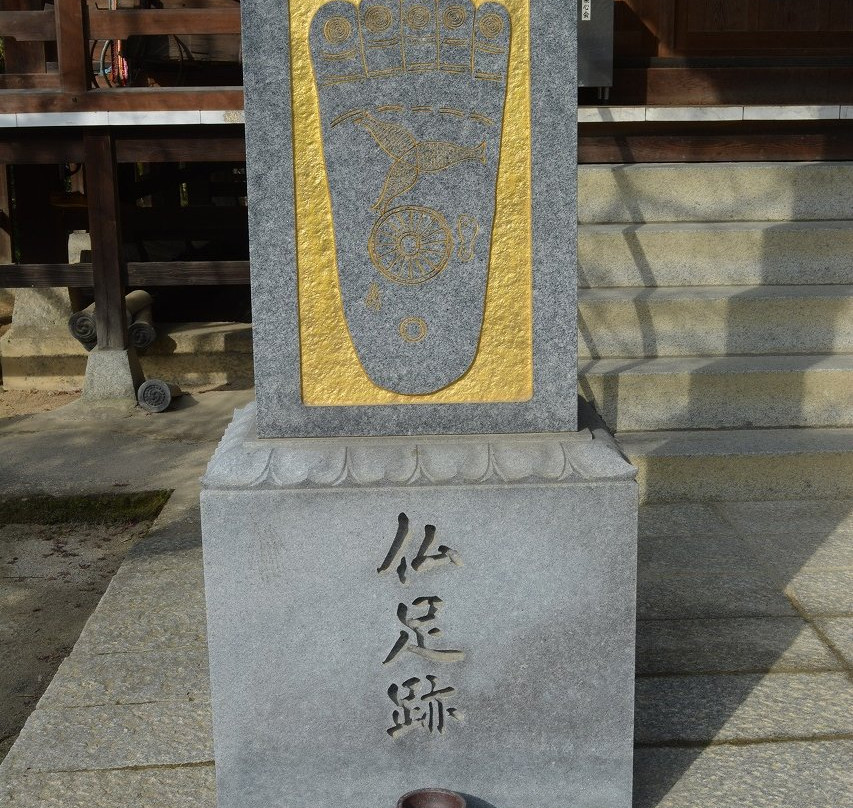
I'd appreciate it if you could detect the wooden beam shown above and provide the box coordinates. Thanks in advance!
[88,7,241,38]
[0,263,94,286]
[0,74,61,90]
[0,127,244,166]
[604,64,853,106]
[84,131,127,349]
[0,169,11,266]
[116,133,245,163]
[55,0,88,96]
[127,260,249,285]
[3,0,47,76]
[0,87,244,113]
[0,261,249,286]
[0,9,56,41]
[0,133,84,164]
[578,120,853,163]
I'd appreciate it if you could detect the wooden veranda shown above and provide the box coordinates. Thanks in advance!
[1,0,248,350]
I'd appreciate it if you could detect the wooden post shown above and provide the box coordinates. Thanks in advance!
[0,165,12,319]
[4,0,48,78]
[84,130,128,350]
[0,167,11,265]
[55,0,88,97]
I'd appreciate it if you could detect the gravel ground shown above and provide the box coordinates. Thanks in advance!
[0,390,80,420]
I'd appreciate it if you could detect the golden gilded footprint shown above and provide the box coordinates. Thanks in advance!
[310,0,510,395]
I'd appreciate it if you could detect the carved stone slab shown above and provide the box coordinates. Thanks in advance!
[203,403,635,489]
[201,405,637,808]
[310,0,510,394]
[242,0,578,436]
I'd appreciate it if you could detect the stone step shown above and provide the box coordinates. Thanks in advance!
[140,322,253,389]
[0,322,253,391]
[578,221,853,288]
[579,285,853,359]
[0,326,88,391]
[616,427,853,503]
[579,355,853,432]
[579,161,853,224]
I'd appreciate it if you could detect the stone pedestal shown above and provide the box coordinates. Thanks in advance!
[81,347,144,401]
[0,288,87,390]
[201,403,637,808]
[209,0,629,802]
[0,230,90,390]
[243,0,578,438]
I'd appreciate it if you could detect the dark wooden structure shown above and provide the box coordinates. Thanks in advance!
[1,0,247,350]
[0,124,249,345]
[603,0,853,105]
[0,0,851,353]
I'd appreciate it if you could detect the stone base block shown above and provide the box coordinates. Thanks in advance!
[139,322,254,390]
[201,404,638,808]
[82,348,144,401]
[0,322,254,392]
[0,287,86,390]
[0,327,88,390]
[0,288,15,317]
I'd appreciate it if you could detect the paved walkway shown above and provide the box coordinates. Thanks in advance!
[0,394,851,807]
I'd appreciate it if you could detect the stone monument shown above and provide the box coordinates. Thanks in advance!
[201,0,637,804]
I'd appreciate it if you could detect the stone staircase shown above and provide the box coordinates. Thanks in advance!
[577,162,853,503]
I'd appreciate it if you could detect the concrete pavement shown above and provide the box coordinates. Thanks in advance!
[0,393,851,807]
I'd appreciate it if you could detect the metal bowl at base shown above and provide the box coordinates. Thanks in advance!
[396,788,466,808]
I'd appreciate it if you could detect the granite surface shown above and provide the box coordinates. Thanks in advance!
[200,408,637,808]
[635,672,853,745]
[202,402,634,490]
[815,618,853,666]
[1,702,213,773]
[633,741,853,808]
[636,569,797,620]
[1,408,847,808]
[242,0,578,436]
[310,0,510,394]
[81,348,144,402]
[0,768,216,808]
[635,617,844,676]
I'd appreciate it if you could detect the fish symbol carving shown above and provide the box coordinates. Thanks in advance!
[351,112,487,213]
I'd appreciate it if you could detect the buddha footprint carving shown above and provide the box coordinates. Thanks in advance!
[310,0,510,395]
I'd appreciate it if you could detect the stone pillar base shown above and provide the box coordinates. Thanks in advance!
[201,403,638,808]
[81,347,144,401]
[0,288,86,391]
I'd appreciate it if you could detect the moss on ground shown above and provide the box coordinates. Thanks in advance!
[0,490,171,526]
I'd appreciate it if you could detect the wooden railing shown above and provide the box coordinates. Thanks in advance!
[0,0,244,112]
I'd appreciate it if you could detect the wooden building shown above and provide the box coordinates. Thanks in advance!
[0,0,851,387]
[581,0,853,161]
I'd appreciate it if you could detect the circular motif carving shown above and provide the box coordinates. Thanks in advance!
[368,206,452,285]
[137,380,172,413]
[323,15,353,43]
[477,12,504,38]
[399,316,428,343]
[364,5,393,33]
[406,4,432,29]
[442,5,467,29]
